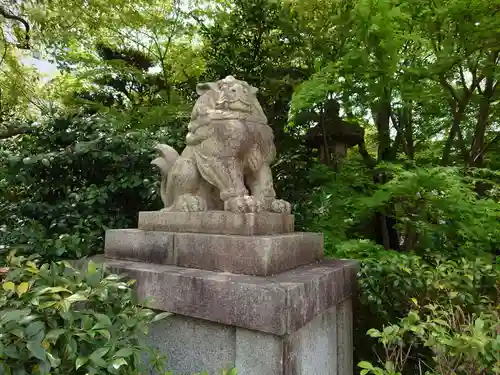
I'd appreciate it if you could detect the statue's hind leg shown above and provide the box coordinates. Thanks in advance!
[164,148,210,212]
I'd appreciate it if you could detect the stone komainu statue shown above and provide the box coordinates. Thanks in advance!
[151,75,291,214]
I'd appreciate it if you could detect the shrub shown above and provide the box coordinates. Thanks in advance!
[331,239,499,374]
[0,252,169,374]
[0,113,186,262]
[354,165,500,257]
[335,240,498,321]
[359,302,500,375]
[287,156,374,243]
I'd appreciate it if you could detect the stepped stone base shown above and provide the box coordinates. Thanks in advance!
[102,210,357,375]
[105,258,356,336]
[138,210,294,235]
[105,229,323,276]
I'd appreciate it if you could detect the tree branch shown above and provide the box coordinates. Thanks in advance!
[0,125,34,140]
[0,6,30,49]
[358,139,377,168]
[439,77,460,103]
[458,65,467,90]
[0,38,7,66]
[473,134,500,164]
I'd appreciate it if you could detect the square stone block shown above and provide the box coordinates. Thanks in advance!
[104,258,358,336]
[105,229,175,265]
[104,229,323,276]
[144,305,346,375]
[137,210,294,235]
[146,315,236,375]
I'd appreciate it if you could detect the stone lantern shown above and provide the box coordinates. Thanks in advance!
[304,99,364,169]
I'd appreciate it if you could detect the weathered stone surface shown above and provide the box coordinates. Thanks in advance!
[105,258,358,336]
[105,229,175,264]
[151,75,291,214]
[283,306,337,375]
[104,229,322,276]
[142,305,340,375]
[175,231,322,275]
[147,315,236,375]
[137,210,294,235]
[336,298,354,375]
[235,329,283,374]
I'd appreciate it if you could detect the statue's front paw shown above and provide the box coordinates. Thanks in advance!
[172,194,208,212]
[270,199,292,214]
[224,195,263,213]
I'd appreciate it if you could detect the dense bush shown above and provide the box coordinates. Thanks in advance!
[290,154,375,240]
[313,165,500,258]
[0,113,186,263]
[0,252,170,374]
[331,239,499,374]
[354,166,500,257]
[360,302,500,375]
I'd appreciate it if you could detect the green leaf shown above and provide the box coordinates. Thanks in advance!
[152,312,172,322]
[25,321,44,338]
[27,341,46,361]
[16,282,30,296]
[47,352,61,368]
[94,313,112,328]
[358,361,374,370]
[75,357,88,370]
[65,292,88,303]
[4,344,20,359]
[38,301,58,309]
[95,330,111,341]
[44,329,66,343]
[87,260,97,275]
[91,356,108,368]
[113,347,134,358]
[85,366,99,375]
[1,309,30,323]
[385,361,395,372]
[475,318,485,330]
[2,281,15,292]
[89,347,110,361]
[12,367,27,375]
[36,287,71,295]
[109,358,128,370]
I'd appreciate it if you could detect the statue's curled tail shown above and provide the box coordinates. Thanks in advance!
[151,144,179,206]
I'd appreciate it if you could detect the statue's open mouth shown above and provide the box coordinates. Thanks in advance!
[216,98,252,112]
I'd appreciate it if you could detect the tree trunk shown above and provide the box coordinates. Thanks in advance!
[469,81,493,167]
[371,89,400,250]
[374,90,393,161]
[404,106,414,160]
[319,106,331,166]
[469,50,498,167]
[441,102,468,165]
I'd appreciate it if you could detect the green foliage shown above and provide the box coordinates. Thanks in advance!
[354,165,500,256]
[360,303,500,375]
[299,155,375,246]
[332,240,499,374]
[0,252,170,375]
[0,113,185,262]
[2,1,500,373]
[354,248,497,322]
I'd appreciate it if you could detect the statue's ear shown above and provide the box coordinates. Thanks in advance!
[249,85,258,95]
[196,82,218,95]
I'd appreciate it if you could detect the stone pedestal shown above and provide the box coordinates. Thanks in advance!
[104,210,357,375]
